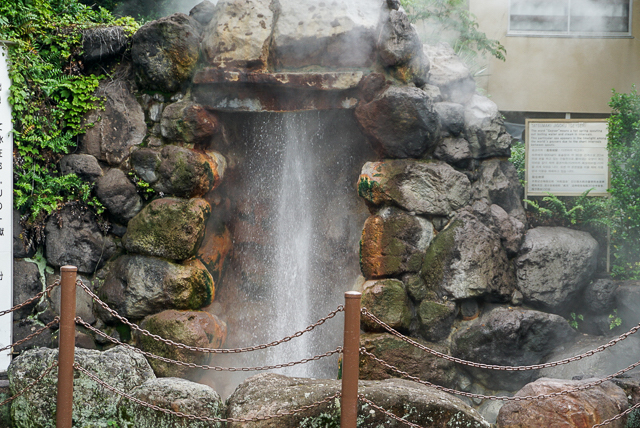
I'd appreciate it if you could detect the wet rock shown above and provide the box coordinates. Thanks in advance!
[81,80,146,166]
[496,378,627,428]
[360,279,412,333]
[424,43,476,104]
[201,0,274,70]
[60,154,103,182]
[8,346,154,428]
[355,86,440,158]
[118,377,225,428]
[417,299,457,342]
[13,259,41,319]
[469,198,525,257]
[472,158,526,223]
[358,159,471,216]
[96,168,143,224]
[12,318,54,354]
[516,227,599,314]
[99,255,214,320]
[271,0,383,69]
[123,197,211,261]
[464,94,512,159]
[137,310,227,378]
[360,207,433,279]
[583,277,618,314]
[421,211,515,302]
[433,137,473,167]
[197,222,233,286]
[451,306,577,390]
[359,332,458,388]
[226,373,489,428]
[13,209,35,258]
[189,1,216,26]
[132,13,200,92]
[82,26,128,63]
[44,206,116,274]
[614,281,640,331]
[160,101,219,145]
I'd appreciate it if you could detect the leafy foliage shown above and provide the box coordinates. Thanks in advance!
[0,0,138,222]
[509,140,525,185]
[524,190,609,229]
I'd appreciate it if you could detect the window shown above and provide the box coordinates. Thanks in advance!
[509,0,632,37]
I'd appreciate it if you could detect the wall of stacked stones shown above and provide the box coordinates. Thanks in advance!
[11,0,639,402]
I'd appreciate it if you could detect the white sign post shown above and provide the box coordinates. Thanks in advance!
[525,119,609,196]
[0,45,13,371]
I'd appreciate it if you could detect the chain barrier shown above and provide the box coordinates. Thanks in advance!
[362,308,640,371]
[592,400,640,427]
[0,361,57,408]
[0,280,59,318]
[76,316,342,372]
[76,278,344,354]
[359,395,427,428]
[0,318,59,354]
[74,363,341,423]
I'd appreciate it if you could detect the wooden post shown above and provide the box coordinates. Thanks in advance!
[56,266,76,428]
[340,291,361,428]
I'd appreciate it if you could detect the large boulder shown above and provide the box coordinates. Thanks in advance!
[99,255,215,320]
[464,94,512,159]
[132,13,201,92]
[516,227,599,314]
[360,279,412,333]
[44,205,116,274]
[614,281,640,332]
[13,259,41,319]
[136,310,227,378]
[358,159,471,216]
[95,168,143,224]
[225,373,489,428]
[118,378,225,428]
[8,346,154,428]
[355,86,440,158]
[359,207,433,279]
[472,159,526,223]
[160,101,220,145]
[81,80,146,166]
[424,43,476,104]
[496,378,628,428]
[271,0,383,69]
[123,198,211,261]
[201,0,274,70]
[421,211,515,302]
[451,306,577,390]
[189,1,216,26]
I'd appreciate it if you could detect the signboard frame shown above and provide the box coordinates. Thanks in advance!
[525,118,610,198]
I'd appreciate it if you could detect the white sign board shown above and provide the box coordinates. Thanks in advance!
[0,45,13,371]
[526,119,609,196]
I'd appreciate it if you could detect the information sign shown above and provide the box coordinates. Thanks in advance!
[525,119,609,196]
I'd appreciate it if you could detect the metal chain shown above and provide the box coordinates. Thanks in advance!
[0,318,59,354]
[74,363,341,423]
[359,395,427,428]
[362,308,640,371]
[591,400,640,427]
[76,316,342,371]
[0,361,57,408]
[76,278,344,354]
[0,280,59,318]
[360,348,640,402]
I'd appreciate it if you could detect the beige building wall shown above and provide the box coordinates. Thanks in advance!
[469,0,640,114]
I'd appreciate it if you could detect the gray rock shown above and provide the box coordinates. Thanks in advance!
[417,299,457,342]
[435,101,466,136]
[38,272,97,326]
[12,318,54,354]
[82,26,128,63]
[13,209,35,258]
[424,43,476,104]
[584,277,618,314]
[421,211,515,302]
[464,94,512,159]
[201,0,274,70]
[472,158,526,223]
[132,14,200,92]
[355,85,440,158]
[189,1,216,26]
[160,101,219,145]
[516,227,599,314]
[271,0,383,69]
[0,379,9,428]
[614,281,640,331]
[118,378,224,428]
[81,80,146,166]
[44,206,116,274]
[96,168,143,223]
[99,255,214,320]
[59,154,103,182]
[9,346,155,428]
[433,137,473,166]
[226,373,489,428]
[358,159,471,216]
[469,198,525,257]
[129,148,161,184]
[451,306,577,390]
[13,259,41,319]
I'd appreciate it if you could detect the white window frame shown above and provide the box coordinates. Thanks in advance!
[508,0,634,38]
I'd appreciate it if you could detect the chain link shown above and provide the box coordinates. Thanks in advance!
[77,278,343,354]
[0,280,59,318]
[0,318,59,354]
[591,400,640,427]
[362,308,640,371]
[0,361,57,408]
[359,395,427,428]
[74,363,341,423]
[76,317,342,371]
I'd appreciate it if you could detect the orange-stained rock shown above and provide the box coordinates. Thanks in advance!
[197,224,233,287]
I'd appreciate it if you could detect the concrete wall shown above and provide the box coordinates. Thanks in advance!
[469,0,640,114]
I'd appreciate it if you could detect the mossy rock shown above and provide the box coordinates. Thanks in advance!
[417,299,457,342]
[360,279,412,333]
